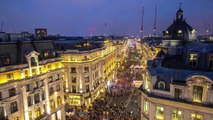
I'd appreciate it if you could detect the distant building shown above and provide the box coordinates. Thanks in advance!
[35,28,47,39]
[161,5,196,55]
[140,5,213,120]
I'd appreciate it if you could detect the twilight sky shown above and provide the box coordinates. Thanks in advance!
[0,0,212,36]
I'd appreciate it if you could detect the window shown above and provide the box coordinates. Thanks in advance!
[9,88,16,97]
[49,76,53,82]
[27,96,32,107]
[71,67,76,73]
[42,91,45,100]
[209,55,213,69]
[55,63,59,68]
[12,117,19,120]
[56,85,60,92]
[144,101,149,114]
[174,88,182,99]
[86,85,90,92]
[30,57,37,67]
[32,69,36,76]
[72,85,76,93]
[44,52,49,58]
[193,86,203,102]
[26,84,31,92]
[191,113,202,120]
[7,73,14,81]
[189,53,197,67]
[48,65,51,70]
[33,81,38,89]
[84,67,89,73]
[0,107,4,117]
[158,82,165,90]
[71,76,76,83]
[2,57,11,66]
[50,100,55,110]
[156,106,164,120]
[49,87,54,95]
[34,93,40,104]
[39,67,42,74]
[55,74,60,80]
[35,107,41,118]
[172,110,182,120]
[144,76,150,92]
[24,70,28,77]
[10,101,18,113]
[28,111,32,120]
[57,96,62,106]
[85,75,89,83]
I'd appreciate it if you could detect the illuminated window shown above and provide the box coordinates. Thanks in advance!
[24,70,28,77]
[144,76,150,92]
[55,63,59,68]
[156,106,164,120]
[33,81,38,89]
[7,73,14,81]
[85,75,89,83]
[27,96,32,107]
[172,110,182,120]
[10,101,18,113]
[191,113,202,120]
[34,93,40,104]
[189,53,197,67]
[44,52,49,58]
[174,88,182,99]
[9,88,16,97]
[35,107,41,118]
[57,96,62,106]
[48,65,51,70]
[71,76,76,83]
[50,100,55,110]
[193,86,203,102]
[32,69,36,76]
[12,117,19,120]
[209,55,213,69]
[71,67,76,73]
[158,82,165,90]
[144,101,149,114]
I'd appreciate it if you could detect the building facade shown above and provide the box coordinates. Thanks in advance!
[0,40,65,120]
[140,5,213,120]
[59,38,118,107]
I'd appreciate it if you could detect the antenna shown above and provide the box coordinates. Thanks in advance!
[1,22,4,32]
[153,5,157,37]
[140,6,144,38]
[12,24,16,33]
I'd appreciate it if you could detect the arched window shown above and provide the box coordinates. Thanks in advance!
[158,82,165,90]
